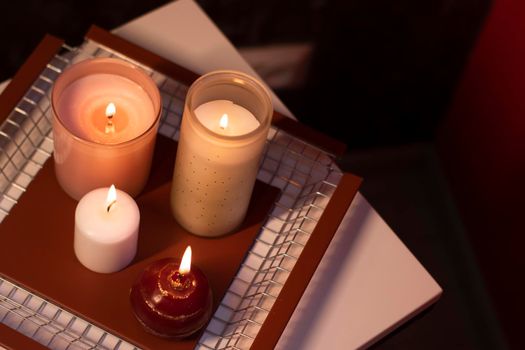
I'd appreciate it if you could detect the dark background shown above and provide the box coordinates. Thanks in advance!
[0,0,490,149]
[3,1,522,349]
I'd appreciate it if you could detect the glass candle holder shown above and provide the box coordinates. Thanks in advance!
[171,70,273,237]
[51,58,161,200]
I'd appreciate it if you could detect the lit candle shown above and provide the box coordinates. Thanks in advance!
[130,246,213,338]
[170,71,273,237]
[52,58,161,200]
[74,185,140,273]
[194,100,260,135]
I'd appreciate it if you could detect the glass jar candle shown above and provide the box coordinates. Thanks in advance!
[51,58,161,200]
[171,70,272,237]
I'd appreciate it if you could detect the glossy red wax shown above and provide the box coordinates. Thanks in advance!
[130,258,213,338]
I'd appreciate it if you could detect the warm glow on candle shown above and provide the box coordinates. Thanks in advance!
[106,102,116,117]
[179,246,192,274]
[219,113,228,129]
[106,184,117,212]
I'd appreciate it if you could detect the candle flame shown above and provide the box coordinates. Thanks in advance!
[105,102,116,118]
[219,113,229,129]
[179,246,192,274]
[106,185,117,212]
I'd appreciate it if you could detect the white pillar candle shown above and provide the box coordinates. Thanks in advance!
[74,185,140,273]
[171,71,272,237]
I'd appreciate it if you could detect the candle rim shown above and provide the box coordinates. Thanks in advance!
[51,57,162,148]
[187,70,273,142]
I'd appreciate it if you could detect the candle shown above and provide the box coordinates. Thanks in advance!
[74,185,140,273]
[194,100,260,135]
[170,71,273,237]
[56,74,154,143]
[52,58,161,200]
[130,246,213,338]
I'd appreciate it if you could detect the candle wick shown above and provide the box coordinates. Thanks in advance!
[105,115,115,134]
[169,271,191,290]
[107,200,116,212]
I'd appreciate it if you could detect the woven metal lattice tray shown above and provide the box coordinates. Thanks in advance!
[0,26,360,350]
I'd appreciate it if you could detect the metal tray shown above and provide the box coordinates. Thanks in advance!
[0,27,360,350]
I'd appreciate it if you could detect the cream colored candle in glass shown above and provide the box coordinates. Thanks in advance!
[51,58,161,200]
[171,70,273,237]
